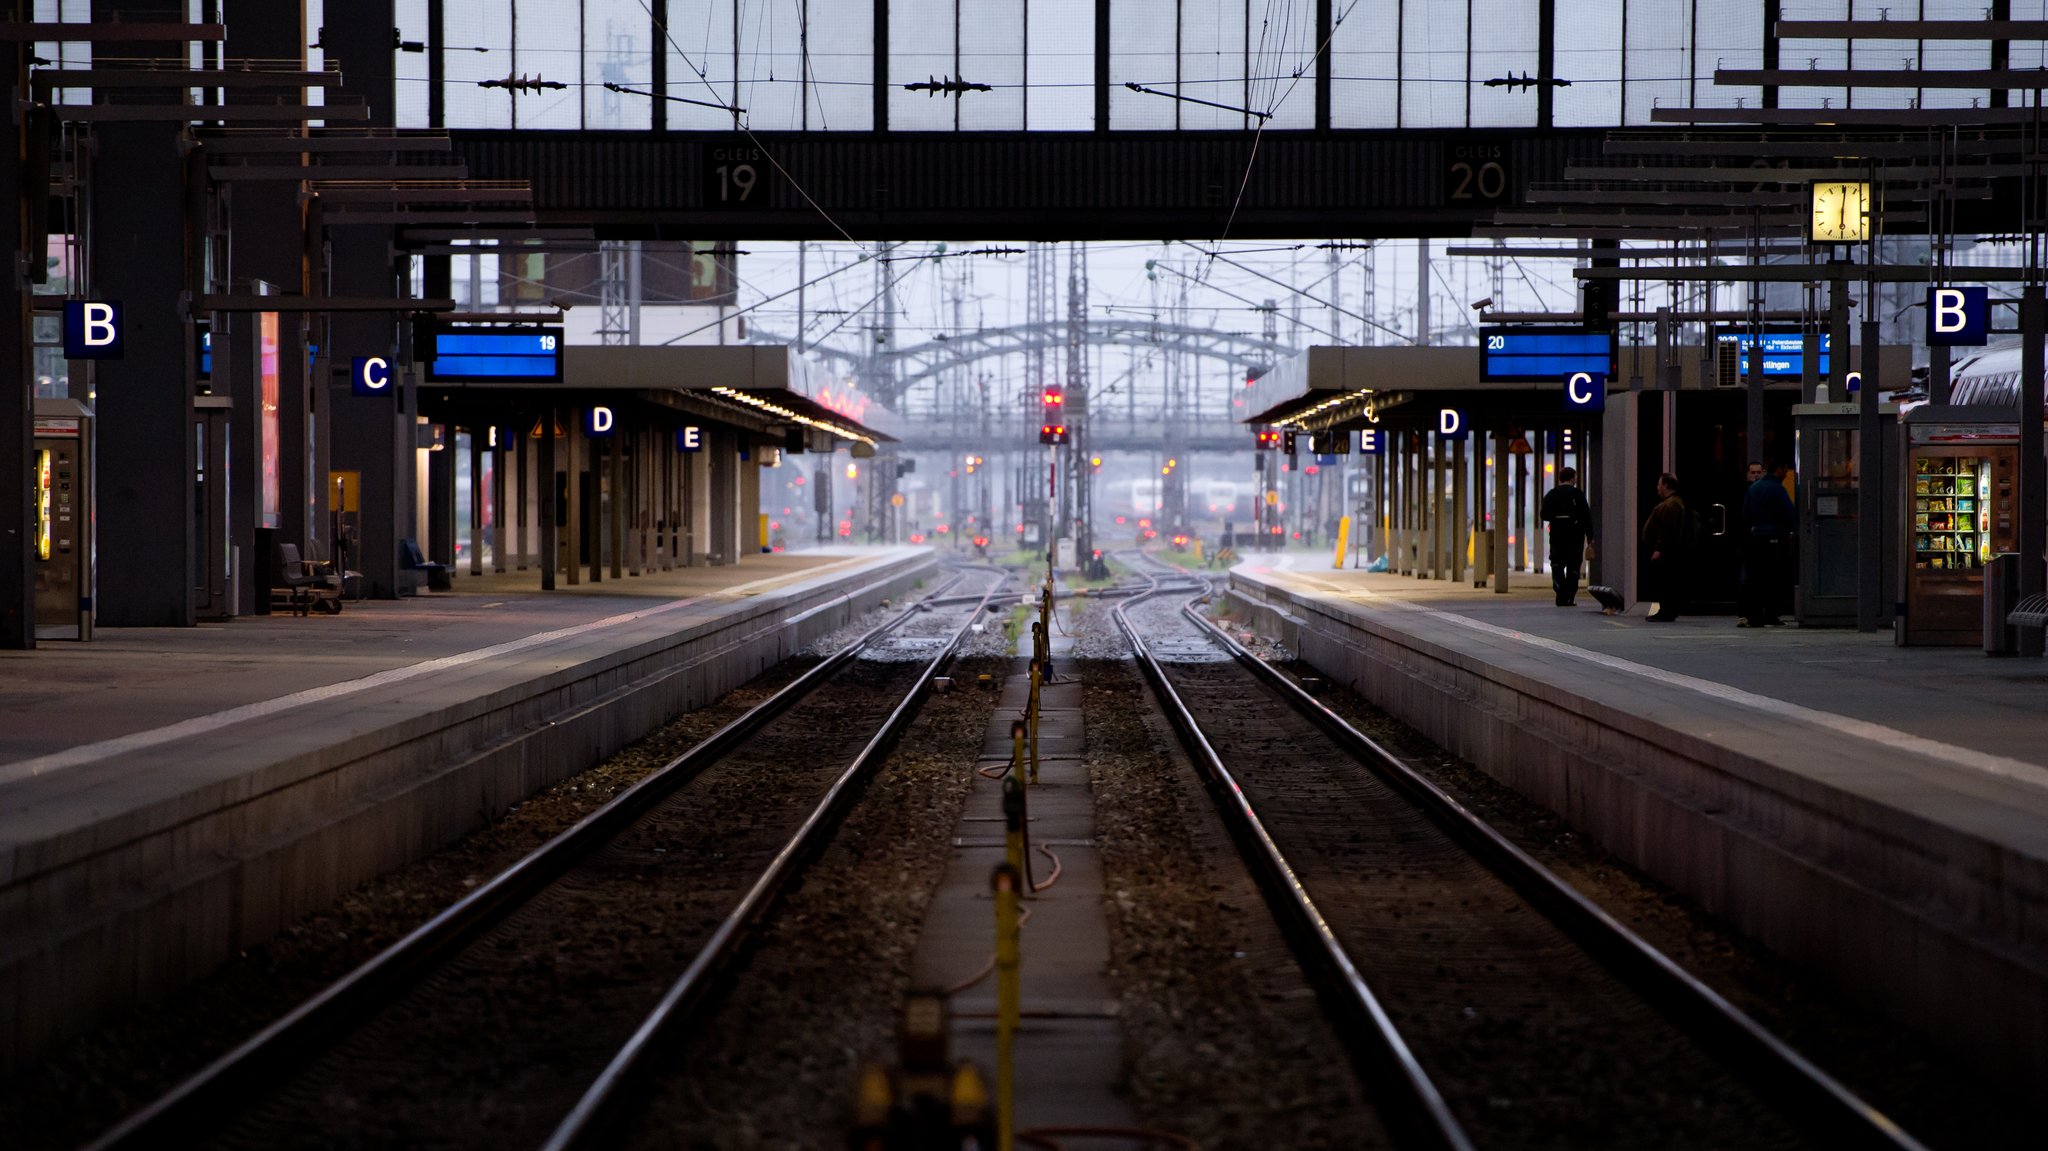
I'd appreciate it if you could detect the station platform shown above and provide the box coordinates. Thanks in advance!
[0,546,936,1074]
[1225,554,2048,1094]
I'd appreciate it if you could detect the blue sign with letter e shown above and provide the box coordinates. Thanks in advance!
[1357,428,1383,454]
[64,300,123,359]
[1925,286,1989,347]
[351,356,393,396]
[1564,371,1606,412]
[677,425,704,452]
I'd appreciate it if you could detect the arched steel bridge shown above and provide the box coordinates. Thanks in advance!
[751,319,1299,452]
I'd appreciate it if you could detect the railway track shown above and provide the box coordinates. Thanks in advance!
[1113,558,1926,1151]
[87,569,1006,1151]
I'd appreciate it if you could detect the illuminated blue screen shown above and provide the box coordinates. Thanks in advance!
[1720,332,1830,379]
[426,327,563,382]
[1479,327,1615,382]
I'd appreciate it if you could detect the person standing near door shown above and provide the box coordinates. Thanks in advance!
[1739,460,1797,627]
[1540,466,1595,606]
[1641,472,1687,622]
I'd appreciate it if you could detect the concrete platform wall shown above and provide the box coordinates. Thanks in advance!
[1226,577,2048,1094]
[2,553,934,1072]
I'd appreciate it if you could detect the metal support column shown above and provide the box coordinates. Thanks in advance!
[1452,436,1467,582]
[1499,428,1515,589]
[1858,316,1882,632]
[2020,285,2045,655]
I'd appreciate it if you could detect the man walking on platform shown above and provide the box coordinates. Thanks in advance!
[1641,472,1687,622]
[1540,466,1595,606]
[1739,460,1797,627]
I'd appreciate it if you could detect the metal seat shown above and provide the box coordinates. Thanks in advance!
[2007,593,2048,631]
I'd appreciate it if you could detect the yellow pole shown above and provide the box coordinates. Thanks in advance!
[1331,514,1351,569]
[992,862,1021,1151]
[1003,772,1025,879]
[1027,653,1043,785]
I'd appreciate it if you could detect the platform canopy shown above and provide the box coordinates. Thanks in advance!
[1239,346,1611,432]
[563,344,900,446]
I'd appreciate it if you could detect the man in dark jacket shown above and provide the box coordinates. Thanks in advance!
[1640,472,1687,622]
[1540,466,1595,606]
[1739,460,1797,627]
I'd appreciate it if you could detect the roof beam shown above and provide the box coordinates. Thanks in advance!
[196,295,456,313]
[31,68,342,92]
[197,133,452,153]
[211,165,469,181]
[1564,163,2033,182]
[1653,107,2046,126]
[0,22,223,41]
[1775,20,2048,39]
[1717,68,2048,89]
[1603,136,2039,159]
[1573,265,2033,283]
[47,104,367,123]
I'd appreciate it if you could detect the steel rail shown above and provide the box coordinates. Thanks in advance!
[544,573,1008,1150]
[87,575,984,1151]
[1165,582,1928,1151]
[1112,568,1476,1151]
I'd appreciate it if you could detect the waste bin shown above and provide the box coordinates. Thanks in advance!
[1985,552,2020,655]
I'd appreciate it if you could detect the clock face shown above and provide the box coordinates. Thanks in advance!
[1810,181,1871,243]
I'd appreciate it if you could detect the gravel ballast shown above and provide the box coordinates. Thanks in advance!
[1068,598,1390,1151]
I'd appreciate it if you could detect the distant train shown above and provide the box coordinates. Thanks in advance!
[1202,481,1244,517]
[1948,343,2030,405]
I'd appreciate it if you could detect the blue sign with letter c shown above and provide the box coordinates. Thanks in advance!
[1564,371,1606,412]
[351,356,392,396]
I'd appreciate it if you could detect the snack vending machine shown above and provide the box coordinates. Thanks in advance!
[1901,417,2018,646]
[32,398,93,640]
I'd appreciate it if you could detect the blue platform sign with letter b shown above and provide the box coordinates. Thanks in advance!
[64,300,123,359]
[1565,371,1606,412]
[1926,286,1989,346]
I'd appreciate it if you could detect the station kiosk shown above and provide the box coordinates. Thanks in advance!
[1896,406,2019,646]
[32,398,93,640]
[1792,402,1897,627]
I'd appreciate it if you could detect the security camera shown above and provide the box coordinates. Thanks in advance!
[1469,297,1494,311]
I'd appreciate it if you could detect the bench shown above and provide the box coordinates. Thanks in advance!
[399,537,451,594]
[273,543,344,616]
[2008,593,2048,632]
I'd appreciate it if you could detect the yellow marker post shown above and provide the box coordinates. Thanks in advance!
[991,862,1022,1151]
[1002,772,1026,879]
[1332,515,1351,569]
[1026,656,1042,785]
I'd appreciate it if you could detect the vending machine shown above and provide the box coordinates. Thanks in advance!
[1899,410,2019,646]
[32,398,93,640]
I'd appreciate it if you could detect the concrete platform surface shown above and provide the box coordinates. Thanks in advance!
[1227,552,2048,1092]
[1240,555,2048,849]
[0,545,935,1071]
[1,547,916,773]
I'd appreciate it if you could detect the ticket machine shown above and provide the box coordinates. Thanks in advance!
[1792,402,1898,627]
[32,398,93,640]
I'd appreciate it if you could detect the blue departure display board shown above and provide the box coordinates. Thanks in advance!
[424,326,564,383]
[1718,331,1830,380]
[1479,327,1615,382]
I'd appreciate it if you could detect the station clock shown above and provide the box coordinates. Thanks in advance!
[1809,181,1871,243]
